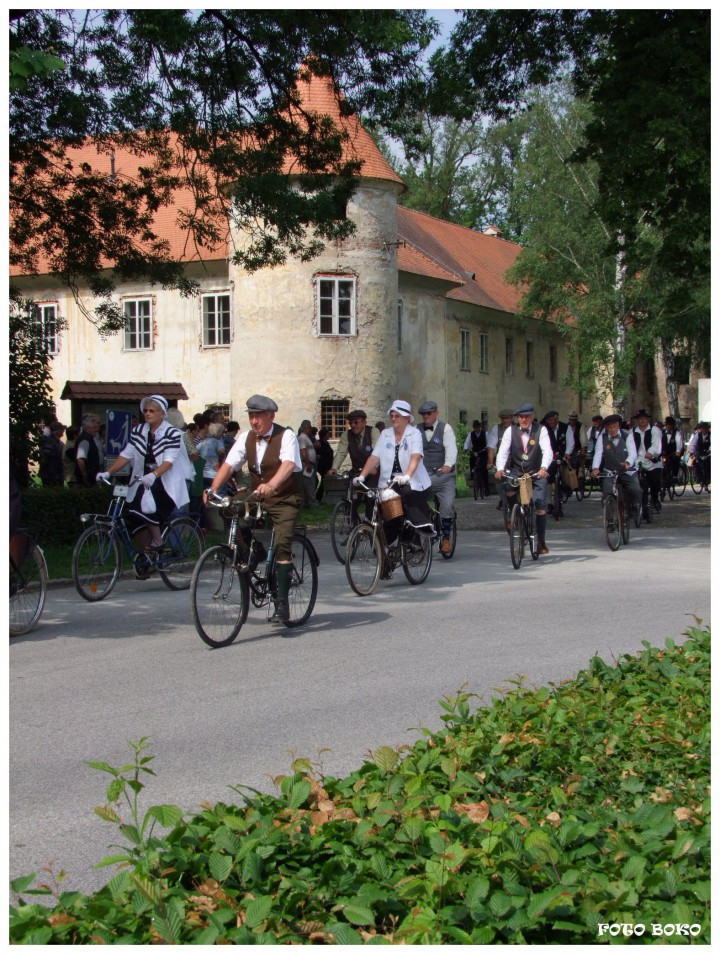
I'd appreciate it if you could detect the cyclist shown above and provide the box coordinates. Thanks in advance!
[495,403,552,555]
[206,394,302,624]
[631,409,663,515]
[96,394,193,551]
[661,416,684,493]
[688,420,711,490]
[418,400,458,555]
[463,419,490,497]
[487,409,515,513]
[354,399,433,546]
[590,413,642,516]
[542,410,575,517]
[328,408,379,520]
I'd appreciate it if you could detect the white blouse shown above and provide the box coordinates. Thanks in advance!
[372,425,431,491]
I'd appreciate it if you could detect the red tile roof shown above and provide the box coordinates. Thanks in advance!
[397,206,523,315]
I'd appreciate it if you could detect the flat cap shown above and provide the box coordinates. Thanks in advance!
[498,408,514,418]
[346,409,367,421]
[418,400,438,414]
[515,403,534,415]
[246,394,278,413]
[603,414,623,426]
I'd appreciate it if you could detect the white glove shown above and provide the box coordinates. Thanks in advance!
[96,471,111,484]
[352,476,366,487]
[394,474,410,485]
[141,473,157,488]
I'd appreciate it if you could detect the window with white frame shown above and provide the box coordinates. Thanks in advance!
[202,293,231,348]
[123,298,153,351]
[460,329,471,370]
[479,332,489,372]
[317,276,356,336]
[32,303,59,355]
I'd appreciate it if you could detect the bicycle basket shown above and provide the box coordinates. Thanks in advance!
[518,474,533,505]
[379,489,404,520]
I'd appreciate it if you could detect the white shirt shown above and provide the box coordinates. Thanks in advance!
[592,432,638,472]
[372,425,431,491]
[496,424,553,472]
[225,428,302,475]
[631,424,663,470]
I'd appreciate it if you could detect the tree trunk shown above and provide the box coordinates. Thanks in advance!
[660,341,680,419]
[612,243,628,417]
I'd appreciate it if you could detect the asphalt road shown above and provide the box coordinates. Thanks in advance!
[9,518,711,898]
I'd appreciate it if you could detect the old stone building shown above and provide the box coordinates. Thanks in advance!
[13,73,584,438]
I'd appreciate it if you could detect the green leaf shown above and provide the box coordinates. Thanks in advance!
[147,804,184,828]
[328,922,364,944]
[85,760,118,776]
[373,746,398,773]
[93,805,121,824]
[208,853,233,883]
[10,873,37,894]
[287,779,312,809]
[105,871,132,900]
[342,902,376,926]
[245,895,273,929]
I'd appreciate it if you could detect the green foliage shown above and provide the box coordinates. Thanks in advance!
[10,628,710,944]
[20,484,113,546]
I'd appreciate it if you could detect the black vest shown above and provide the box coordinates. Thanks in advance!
[601,433,631,472]
[469,430,487,454]
[509,422,544,472]
[74,431,101,482]
[347,426,375,473]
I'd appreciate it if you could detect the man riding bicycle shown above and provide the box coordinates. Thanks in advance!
[590,414,642,516]
[417,400,458,554]
[495,403,553,555]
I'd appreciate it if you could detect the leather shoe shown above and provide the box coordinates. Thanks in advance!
[439,537,452,554]
[270,599,290,623]
[539,545,549,555]
[496,501,503,510]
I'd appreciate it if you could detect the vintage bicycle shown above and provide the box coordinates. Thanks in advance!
[344,478,433,596]
[190,490,319,648]
[329,472,367,564]
[71,478,204,601]
[689,452,710,495]
[505,472,541,569]
[10,529,48,636]
[600,469,631,551]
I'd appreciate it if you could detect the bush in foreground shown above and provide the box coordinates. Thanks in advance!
[11,628,710,944]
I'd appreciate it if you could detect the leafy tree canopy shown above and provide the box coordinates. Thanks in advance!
[9,9,435,331]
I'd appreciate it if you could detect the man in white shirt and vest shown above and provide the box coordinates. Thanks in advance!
[418,400,458,555]
[631,408,663,518]
[208,394,302,625]
[591,413,642,515]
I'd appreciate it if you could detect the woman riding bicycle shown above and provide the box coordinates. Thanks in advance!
[96,394,194,551]
[494,402,553,555]
[354,399,434,546]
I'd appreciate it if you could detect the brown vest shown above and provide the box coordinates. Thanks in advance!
[245,424,298,499]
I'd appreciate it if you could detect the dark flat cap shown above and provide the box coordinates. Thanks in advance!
[418,400,438,414]
[515,403,534,415]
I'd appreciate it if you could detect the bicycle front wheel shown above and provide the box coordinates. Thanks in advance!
[402,531,433,585]
[603,496,621,551]
[72,526,122,601]
[190,546,249,648]
[619,498,630,545]
[159,517,204,590]
[10,540,48,636]
[510,504,524,569]
[346,524,383,596]
[278,533,319,627]
[674,463,687,496]
[330,499,354,564]
[472,466,480,500]
[691,464,702,494]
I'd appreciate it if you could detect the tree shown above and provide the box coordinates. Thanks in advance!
[9,9,435,331]
[432,9,710,360]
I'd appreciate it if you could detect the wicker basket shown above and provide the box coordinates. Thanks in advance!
[379,489,404,520]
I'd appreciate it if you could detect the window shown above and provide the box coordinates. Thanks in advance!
[505,337,514,375]
[317,277,356,336]
[479,333,489,373]
[32,303,59,355]
[549,344,558,382]
[123,298,152,351]
[321,399,350,438]
[480,409,489,429]
[526,340,534,379]
[397,298,403,353]
[202,293,231,348]
[458,409,468,425]
[460,329,471,370]
[206,403,230,421]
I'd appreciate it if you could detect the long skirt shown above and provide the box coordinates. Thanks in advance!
[126,478,176,537]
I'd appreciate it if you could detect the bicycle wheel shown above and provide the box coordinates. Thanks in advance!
[279,533,318,627]
[603,496,621,551]
[72,526,122,601]
[345,524,383,596]
[674,463,687,496]
[691,464,702,494]
[402,531,433,585]
[158,517,204,590]
[330,499,354,564]
[619,498,630,546]
[472,465,480,500]
[510,504,524,569]
[440,511,458,560]
[190,545,249,648]
[528,509,539,561]
[10,539,47,636]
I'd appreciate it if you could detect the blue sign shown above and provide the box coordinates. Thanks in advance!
[106,410,132,458]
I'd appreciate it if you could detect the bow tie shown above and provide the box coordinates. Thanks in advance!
[424,426,435,432]
[256,435,271,444]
